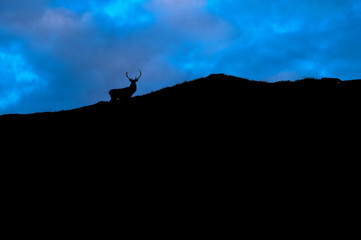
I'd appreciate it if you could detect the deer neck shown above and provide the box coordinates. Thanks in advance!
[130,82,137,91]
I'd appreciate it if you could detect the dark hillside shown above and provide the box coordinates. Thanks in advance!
[2,73,360,158]
[2,74,359,221]
[1,73,361,127]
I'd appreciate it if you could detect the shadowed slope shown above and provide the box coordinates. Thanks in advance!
[1,74,360,124]
[2,74,359,239]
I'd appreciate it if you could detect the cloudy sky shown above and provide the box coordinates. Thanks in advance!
[0,0,360,114]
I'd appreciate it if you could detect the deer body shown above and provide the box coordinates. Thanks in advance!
[109,70,141,102]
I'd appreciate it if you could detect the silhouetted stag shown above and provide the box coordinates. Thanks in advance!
[109,70,142,102]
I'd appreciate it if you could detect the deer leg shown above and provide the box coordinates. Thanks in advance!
[110,95,115,103]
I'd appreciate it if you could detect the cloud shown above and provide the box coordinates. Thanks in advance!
[205,0,361,79]
[0,0,360,114]
[0,48,45,110]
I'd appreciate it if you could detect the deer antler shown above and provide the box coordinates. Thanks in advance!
[137,69,142,80]
[126,72,131,80]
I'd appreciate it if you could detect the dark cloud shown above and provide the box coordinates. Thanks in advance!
[0,0,360,114]
[206,0,361,80]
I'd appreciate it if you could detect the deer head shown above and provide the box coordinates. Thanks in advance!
[126,69,142,83]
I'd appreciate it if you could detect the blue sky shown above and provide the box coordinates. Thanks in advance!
[0,0,360,114]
